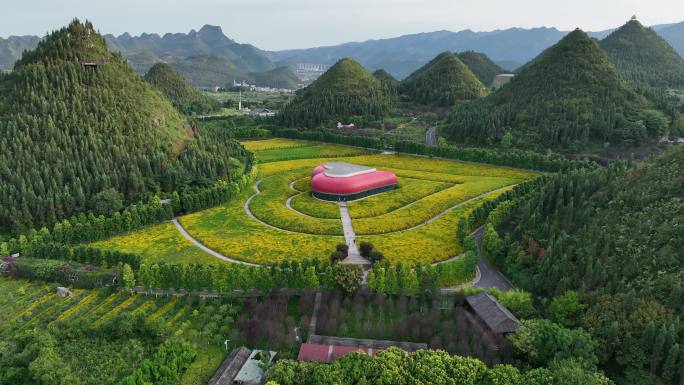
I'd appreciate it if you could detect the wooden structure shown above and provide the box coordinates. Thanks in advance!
[465,292,519,334]
[207,347,252,385]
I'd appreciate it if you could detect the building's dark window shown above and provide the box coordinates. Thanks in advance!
[313,184,397,201]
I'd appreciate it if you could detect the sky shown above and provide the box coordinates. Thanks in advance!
[2,0,684,50]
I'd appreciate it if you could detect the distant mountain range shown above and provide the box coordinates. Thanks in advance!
[267,21,684,78]
[2,21,683,82]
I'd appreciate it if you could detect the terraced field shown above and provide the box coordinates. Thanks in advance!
[0,278,189,334]
[96,139,537,265]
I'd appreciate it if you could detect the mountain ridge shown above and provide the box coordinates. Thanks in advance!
[2,21,683,81]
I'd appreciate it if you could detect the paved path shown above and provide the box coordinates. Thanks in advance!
[172,218,258,266]
[338,202,371,267]
[471,226,513,290]
[425,126,438,146]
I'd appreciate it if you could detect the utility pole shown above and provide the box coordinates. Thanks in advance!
[238,87,242,111]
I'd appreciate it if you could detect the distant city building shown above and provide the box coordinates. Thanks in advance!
[249,108,276,117]
[491,74,515,89]
[337,122,356,129]
[296,63,329,72]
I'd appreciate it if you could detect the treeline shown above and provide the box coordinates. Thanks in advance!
[24,243,141,270]
[267,346,613,385]
[1,167,257,255]
[367,244,478,294]
[482,146,684,384]
[271,127,594,173]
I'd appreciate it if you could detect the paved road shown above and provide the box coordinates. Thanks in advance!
[172,218,259,266]
[425,126,438,146]
[471,226,513,290]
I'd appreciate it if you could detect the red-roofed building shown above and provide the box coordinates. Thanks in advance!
[330,345,361,360]
[311,162,398,201]
[297,343,331,363]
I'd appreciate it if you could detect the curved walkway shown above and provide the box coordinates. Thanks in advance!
[171,218,258,266]
[285,180,338,220]
[249,176,517,237]
[244,180,340,236]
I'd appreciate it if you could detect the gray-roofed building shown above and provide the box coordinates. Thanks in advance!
[233,350,276,385]
[466,292,519,334]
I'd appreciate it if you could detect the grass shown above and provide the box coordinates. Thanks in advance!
[92,221,222,265]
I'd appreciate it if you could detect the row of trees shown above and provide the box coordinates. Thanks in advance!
[23,242,141,270]
[0,167,257,255]
[367,253,478,294]
[269,127,594,173]
[267,346,613,385]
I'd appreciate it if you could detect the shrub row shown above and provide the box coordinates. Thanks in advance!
[24,242,141,270]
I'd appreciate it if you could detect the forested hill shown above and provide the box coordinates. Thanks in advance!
[600,19,684,90]
[443,29,668,150]
[495,145,684,384]
[372,69,399,88]
[457,51,505,86]
[399,52,488,107]
[144,62,219,115]
[278,58,393,127]
[0,20,249,235]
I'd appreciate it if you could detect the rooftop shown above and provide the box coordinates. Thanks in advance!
[466,292,520,334]
[233,350,276,384]
[322,162,376,178]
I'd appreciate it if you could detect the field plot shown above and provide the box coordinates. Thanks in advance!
[244,138,373,163]
[93,138,536,265]
[92,221,220,265]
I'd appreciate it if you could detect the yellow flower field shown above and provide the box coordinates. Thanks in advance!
[179,191,342,264]
[241,138,314,151]
[90,140,538,266]
[92,222,221,265]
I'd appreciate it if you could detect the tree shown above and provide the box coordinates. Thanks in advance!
[119,263,135,290]
[508,319,598,368]
[359,242,374,258]
[549,291,587,328]
[90,188,124,216]
[457,217,470,244]
[333,264,363,294]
